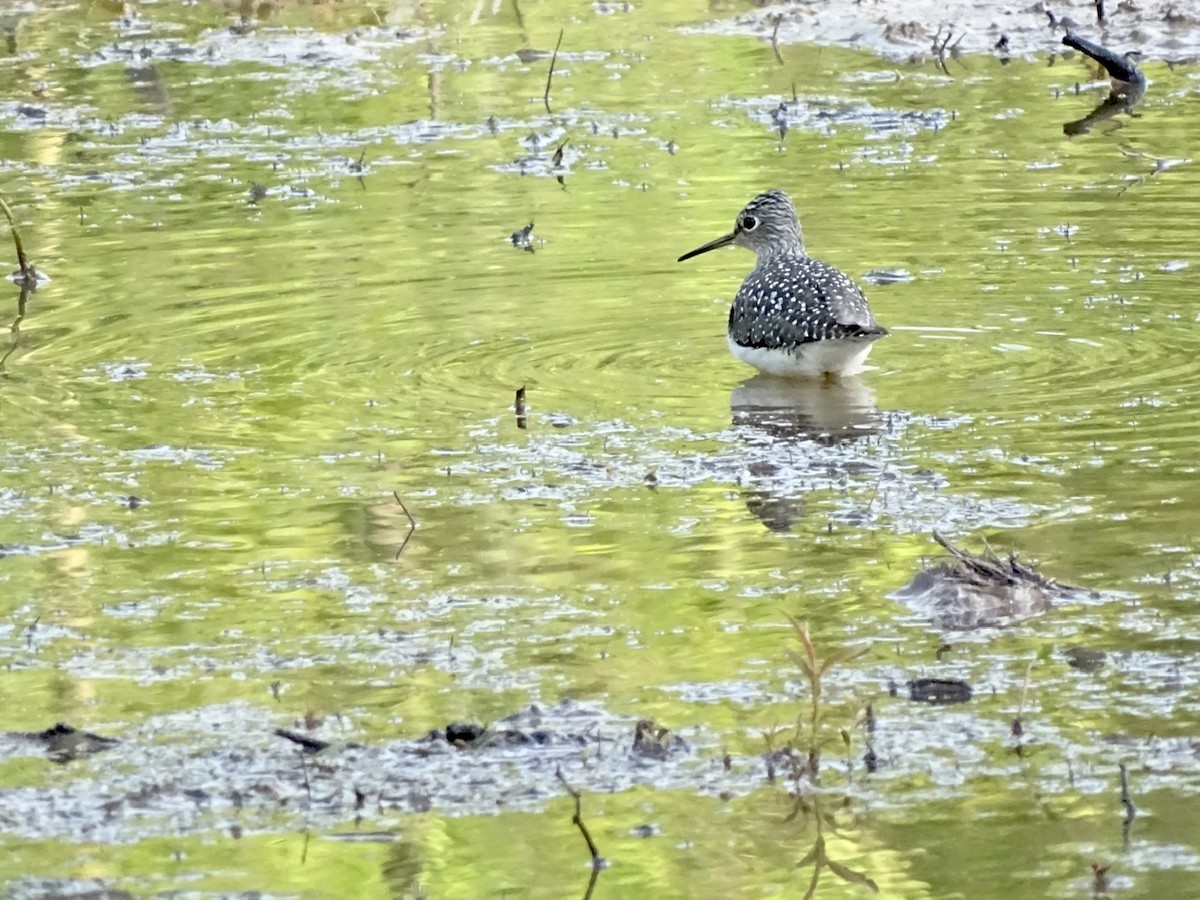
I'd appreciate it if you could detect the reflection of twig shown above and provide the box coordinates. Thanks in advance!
[863,462,888,515]
[0,283,29,370]
[770,15,784,65]
[1115,144,1190,196]
[555,766,603,900]
[298,750,313,803]
[393,491,417,558]
[544,29,564,114]
[1012,659,1035,750]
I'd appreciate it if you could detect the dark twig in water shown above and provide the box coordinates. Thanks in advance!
[770,14,784,65]
[275,727,330,753]
[544,29,564,114]
[932,27,955,76]
[1119,762,1137,825]
[1094,0,1106,23]
[931,529,1075,591]
[515,385,528,430]
[551,138,568,168]
[393,491,417,558]
[1062,32,1144,85]
[555,766,604,899]
[556,767,602,863]
[0,195,37,287]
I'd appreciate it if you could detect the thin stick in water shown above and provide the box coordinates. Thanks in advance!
[544,29,564,113]
[1119,762,1136,823]
[393,491,417,558]
[555,766,603,866]
[515,385,528,429]
[0,195,34,283]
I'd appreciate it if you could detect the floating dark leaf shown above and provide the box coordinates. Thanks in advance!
[907,677,973,704]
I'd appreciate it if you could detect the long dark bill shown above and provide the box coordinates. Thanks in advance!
[677,230,735,263]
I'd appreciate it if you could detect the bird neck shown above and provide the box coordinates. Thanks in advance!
[755,229,806,262]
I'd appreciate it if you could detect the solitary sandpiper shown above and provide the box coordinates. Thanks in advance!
[678,189,887,378]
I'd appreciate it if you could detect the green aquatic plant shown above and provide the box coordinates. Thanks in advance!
[783,614,870,777]
[773,616,878,897]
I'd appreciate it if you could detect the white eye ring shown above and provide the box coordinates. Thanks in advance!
[741,215,759,231]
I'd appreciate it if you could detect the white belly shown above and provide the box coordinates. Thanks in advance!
[728,336,880,378]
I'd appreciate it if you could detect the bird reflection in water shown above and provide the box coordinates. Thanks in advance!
[731,374,881,533]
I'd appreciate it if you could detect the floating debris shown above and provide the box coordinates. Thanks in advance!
[2,723,121,763]
[891,530,1085,630]
[510,221,535,252]
[514,385,527,429]
[1065,646,1107,672]
[631,719,687,761]
[770,101,788,139]
[907,678,973,704]
[274,727,332,753]
[444,722,486,745]
[861,267,914,285]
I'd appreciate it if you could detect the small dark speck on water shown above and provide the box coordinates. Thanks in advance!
[123,495,144,510]
[248,182,268,204]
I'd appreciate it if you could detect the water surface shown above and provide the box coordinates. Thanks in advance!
[1,1,1198,897]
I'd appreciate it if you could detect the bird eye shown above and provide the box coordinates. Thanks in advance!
[741,215,758,231]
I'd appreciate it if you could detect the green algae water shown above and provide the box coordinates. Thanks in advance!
[0,1,1198,897]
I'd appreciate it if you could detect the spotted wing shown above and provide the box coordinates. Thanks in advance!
[727,256,887,350]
